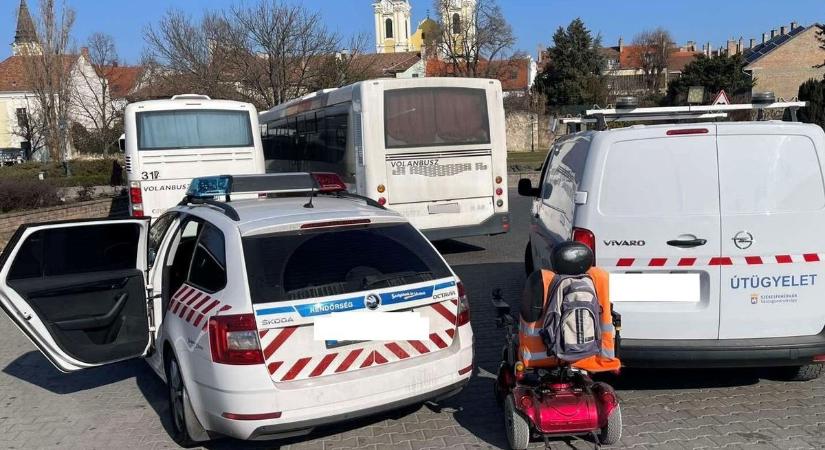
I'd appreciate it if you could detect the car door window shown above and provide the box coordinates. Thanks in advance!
[9,223,140,279]
[147,213,176,267]
[167,219,203,296]
[187,223,227,293]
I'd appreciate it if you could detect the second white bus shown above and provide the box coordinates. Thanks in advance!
[123,94,265,217]
[258,78,509,240]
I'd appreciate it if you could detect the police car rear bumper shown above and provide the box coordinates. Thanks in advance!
[246,379,468,440]
[620,326,825,368]
[423,212,509,241]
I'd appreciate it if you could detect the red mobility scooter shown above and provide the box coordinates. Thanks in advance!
[493,242,623,449]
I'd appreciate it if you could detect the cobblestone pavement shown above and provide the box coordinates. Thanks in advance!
[0,191,824,449]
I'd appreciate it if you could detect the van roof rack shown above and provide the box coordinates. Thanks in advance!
[585,99,807,130]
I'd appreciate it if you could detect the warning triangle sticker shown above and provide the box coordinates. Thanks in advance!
[712,90,731,105]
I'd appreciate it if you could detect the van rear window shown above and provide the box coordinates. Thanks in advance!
[599,139,720,216]
[718,135,825,213]
[242,224,452,304]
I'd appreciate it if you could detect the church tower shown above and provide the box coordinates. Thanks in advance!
[439,0,477,57]
[12,0,40,56]
[373,0,412,53]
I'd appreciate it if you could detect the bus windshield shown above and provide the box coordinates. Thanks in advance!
[137,110,253,150]
[384,87,490,149]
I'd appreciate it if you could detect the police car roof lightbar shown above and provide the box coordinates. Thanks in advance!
[179,172,381,220]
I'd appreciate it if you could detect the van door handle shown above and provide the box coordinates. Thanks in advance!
[667,238,707,248]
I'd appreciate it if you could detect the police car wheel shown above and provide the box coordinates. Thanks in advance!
[504,394,530,450]
[167,356,197,447]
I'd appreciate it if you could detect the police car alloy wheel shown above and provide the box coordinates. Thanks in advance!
[167,356,197,446]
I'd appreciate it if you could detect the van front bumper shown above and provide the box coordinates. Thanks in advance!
[621,326,825,368]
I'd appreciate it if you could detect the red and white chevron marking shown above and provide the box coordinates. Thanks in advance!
[260,300,460,382]
[608,253,824,268]
[168,285,232,330]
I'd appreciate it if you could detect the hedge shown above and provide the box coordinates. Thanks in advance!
[0,159,119,187]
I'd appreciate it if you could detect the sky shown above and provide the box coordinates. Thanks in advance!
[1,0,823,64]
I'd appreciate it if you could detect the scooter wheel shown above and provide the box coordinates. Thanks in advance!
[598,404,622,446]
[504,394,530,450]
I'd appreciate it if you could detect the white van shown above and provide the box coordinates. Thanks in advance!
[520,100,825,380]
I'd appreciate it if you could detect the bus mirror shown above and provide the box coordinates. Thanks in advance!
[118,138,125,152]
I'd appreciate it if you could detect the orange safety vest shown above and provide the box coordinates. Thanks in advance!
[518,267,621,373]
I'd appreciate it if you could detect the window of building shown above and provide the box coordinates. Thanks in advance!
[16,108,27,127]
[386,19,394,39]
[452,13,461,34]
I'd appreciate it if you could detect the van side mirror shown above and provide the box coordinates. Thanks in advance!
[118,139,125,152]
[518,178,540,197]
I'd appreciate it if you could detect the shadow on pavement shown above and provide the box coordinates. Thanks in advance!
[433,239,486,255]
[602,367,762,391]
[2,350,142,394]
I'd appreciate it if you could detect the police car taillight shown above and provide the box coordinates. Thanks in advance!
[456,281,470,326]
[208,314,264,365]
[129,181,144,218]
[311,172,347,192]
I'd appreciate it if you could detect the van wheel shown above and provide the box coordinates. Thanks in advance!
[598,404,622,445]
[524,242,534,275]
[167,355,203,447]
[777,364,825,381]
[504,394,530,450]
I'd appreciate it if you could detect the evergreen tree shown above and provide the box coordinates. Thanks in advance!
[797,79,825,129]
[663,54,754,105]
[535,18,607,111]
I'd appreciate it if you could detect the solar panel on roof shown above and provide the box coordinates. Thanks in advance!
[744,26,807,64]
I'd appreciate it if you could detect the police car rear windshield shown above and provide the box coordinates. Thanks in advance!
[242,223,452,304]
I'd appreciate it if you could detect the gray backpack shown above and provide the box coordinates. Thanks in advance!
[539,274,602,362]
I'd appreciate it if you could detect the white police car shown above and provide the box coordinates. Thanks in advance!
[0,173,473,444]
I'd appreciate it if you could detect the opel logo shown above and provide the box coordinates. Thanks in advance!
[733,231,753,250]
[365,294,381,310]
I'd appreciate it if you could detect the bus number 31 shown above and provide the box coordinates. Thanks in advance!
[141,171,160,180]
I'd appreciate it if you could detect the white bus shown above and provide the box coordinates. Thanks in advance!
[123,94,265,217]
[258,78,509,240]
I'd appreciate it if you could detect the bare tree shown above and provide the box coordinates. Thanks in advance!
[70,33,124,154]
[223,1,344,108]
[432,0,516,77]
[632,28,674,94]
[143,2,370,110]
[143,10,240,100]
[19,0,76,163]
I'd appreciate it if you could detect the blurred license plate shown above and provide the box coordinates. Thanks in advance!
[610,273,700,303]
[428,203,460,214]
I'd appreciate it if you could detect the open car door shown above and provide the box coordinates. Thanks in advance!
[0,218,151,372]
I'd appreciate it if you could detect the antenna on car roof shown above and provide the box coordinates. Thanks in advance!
[303,191,315,209]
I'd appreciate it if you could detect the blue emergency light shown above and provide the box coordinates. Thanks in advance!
[186,175,232,199]
[185,173,346,200]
